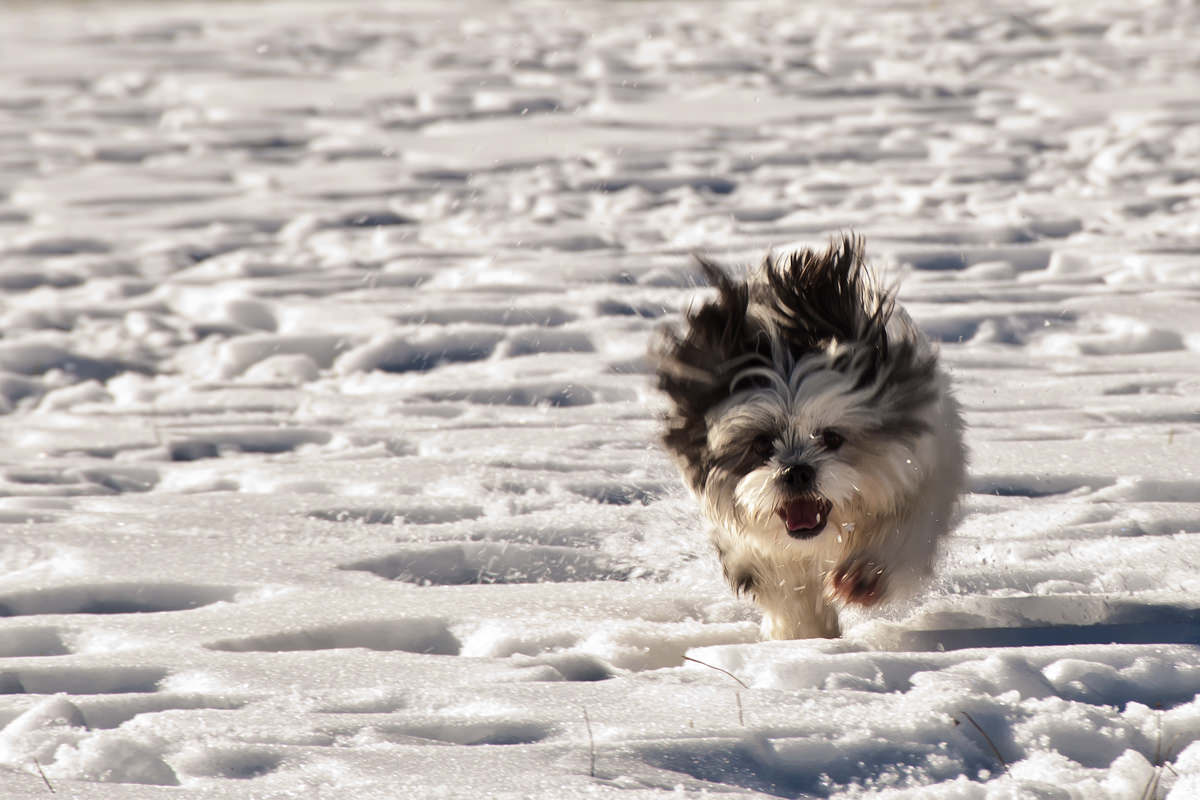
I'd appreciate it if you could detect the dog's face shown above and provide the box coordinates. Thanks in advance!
[653,236,941,548]
[699,349,935,547]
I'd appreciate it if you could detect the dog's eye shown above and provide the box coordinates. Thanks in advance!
[751,434,775,461]
[820,429,845,451]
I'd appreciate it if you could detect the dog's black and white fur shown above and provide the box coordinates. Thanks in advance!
[652,234,966,639]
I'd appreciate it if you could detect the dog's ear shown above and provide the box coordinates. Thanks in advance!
[652,257,765,489]
[763,233,894,385]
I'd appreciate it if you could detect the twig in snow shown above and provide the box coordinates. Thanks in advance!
[736,690,744,727]
[33,759,54,794]
[1141,706,1182,800]
[581,706,596,778]
[1141,766,1163,800]
[1141,711,1164,800]
[682,655,749,688]
[956,711,1010,777]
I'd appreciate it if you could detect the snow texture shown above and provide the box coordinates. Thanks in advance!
[1,0,1199,797]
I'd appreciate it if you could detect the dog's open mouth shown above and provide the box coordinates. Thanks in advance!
[778,496,832,539]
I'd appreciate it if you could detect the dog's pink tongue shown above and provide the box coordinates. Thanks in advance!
[782,499,820,531]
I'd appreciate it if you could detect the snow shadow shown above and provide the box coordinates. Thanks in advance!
[0,626,70,657]
[206,618,462,656]
[640,734,972,798]
[335,330,503,374]
[897,602,1200,653]
[0,666,166,695]
[968,473,1109,498]
[176,747,284,780]
[80,694,249,730]
[167,427,332,460]
[377,720,553,746]
[0,583,236,616]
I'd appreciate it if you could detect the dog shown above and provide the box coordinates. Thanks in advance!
[652,234,966,639]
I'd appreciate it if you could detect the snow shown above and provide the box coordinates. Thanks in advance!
[0,0,1198,797]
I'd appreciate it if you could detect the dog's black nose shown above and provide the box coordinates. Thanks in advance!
[781,464,815,490]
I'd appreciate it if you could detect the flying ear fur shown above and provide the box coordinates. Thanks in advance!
[651,257,768,489]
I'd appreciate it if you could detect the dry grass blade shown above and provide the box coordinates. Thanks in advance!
[581,706,596,778]
[1140,707,1183,800]
[1140,769,1162,800]
[958,711,1010,777]
[682,655,749,688]
[682,655,749,726]
[33,759,55,794]
[1140,709,1164,800]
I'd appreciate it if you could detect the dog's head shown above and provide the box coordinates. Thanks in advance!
[652,235,942,542]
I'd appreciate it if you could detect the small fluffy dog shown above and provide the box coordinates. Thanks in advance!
[653,234,965,639]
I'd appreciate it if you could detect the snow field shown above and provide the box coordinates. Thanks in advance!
[0,0,1199,797]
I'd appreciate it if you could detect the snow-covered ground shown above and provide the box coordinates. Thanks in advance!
[1,0,1199,797]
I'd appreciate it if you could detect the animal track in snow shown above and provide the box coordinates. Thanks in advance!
[206,619,461,656]
[341,543,630,585]
[176,747,285,780]
[378,720,553,746]
[0,665,167,695]
[307,504,483,526]
[498,329,595,357]
[0,509,58,524]
[335,329,504,374]
[0,583,236,616]
[420,383,595,407]
[688,636,1200,711]
[392,305,575,327]
[1091,478,1200,504]
[897,620,1200,654]
[465,522,602,549]
[0,627,70,657]
[461,619,758,674]
[508,653,615,682]
[567,481,664,506]
[82,467,161,493]
[78,694,249,730]
[638,735,970,798]
[3,466,161,494]
[968,473,1110,498]
[894,599,1200,660]
[167,427,332,459]
[594,299,668,319]
[214,333,352,378]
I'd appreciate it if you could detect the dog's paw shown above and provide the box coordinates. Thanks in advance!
[829,558,886,606]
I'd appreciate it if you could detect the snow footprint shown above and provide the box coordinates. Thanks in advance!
[0,627,69,657]
[373,719,553,747]
[307,504,483,526]
[205,618,461,656]
[340,542,631,585]
[0,582,236,616]
[0,665,166,695]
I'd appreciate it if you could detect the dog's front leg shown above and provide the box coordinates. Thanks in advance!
[756,563,841,639]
